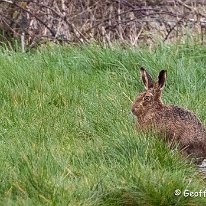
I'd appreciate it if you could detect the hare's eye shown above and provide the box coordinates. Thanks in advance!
[144,95,151,101]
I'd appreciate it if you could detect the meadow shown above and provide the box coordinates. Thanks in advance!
[0,43,205,205]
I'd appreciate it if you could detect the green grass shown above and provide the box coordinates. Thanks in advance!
[0,43,205,205]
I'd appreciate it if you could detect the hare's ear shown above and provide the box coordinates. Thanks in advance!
[157,70,167,89]
[140,67,154,89]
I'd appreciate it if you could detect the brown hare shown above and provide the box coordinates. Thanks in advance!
[132,67,206,164]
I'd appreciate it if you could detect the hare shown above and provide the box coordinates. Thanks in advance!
[131,67,206,163]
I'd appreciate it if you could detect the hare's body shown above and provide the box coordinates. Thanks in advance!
[132,68,206,162]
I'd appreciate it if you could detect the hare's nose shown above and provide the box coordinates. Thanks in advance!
[131,107,137,114]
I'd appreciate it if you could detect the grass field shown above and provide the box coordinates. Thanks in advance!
[0,43,205,205]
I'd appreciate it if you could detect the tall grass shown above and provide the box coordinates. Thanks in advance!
[0,43,205,205]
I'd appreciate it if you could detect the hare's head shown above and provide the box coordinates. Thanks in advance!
[132,67,167,117]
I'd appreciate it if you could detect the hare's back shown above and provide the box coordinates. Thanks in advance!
[170,106,201,121]
[159,105,206,140]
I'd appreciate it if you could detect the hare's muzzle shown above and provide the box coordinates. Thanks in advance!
[131,107,137,115]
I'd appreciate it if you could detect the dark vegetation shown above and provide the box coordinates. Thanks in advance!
[1,0,206,50]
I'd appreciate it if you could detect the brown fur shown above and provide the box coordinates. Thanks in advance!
[132,67,206,163]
